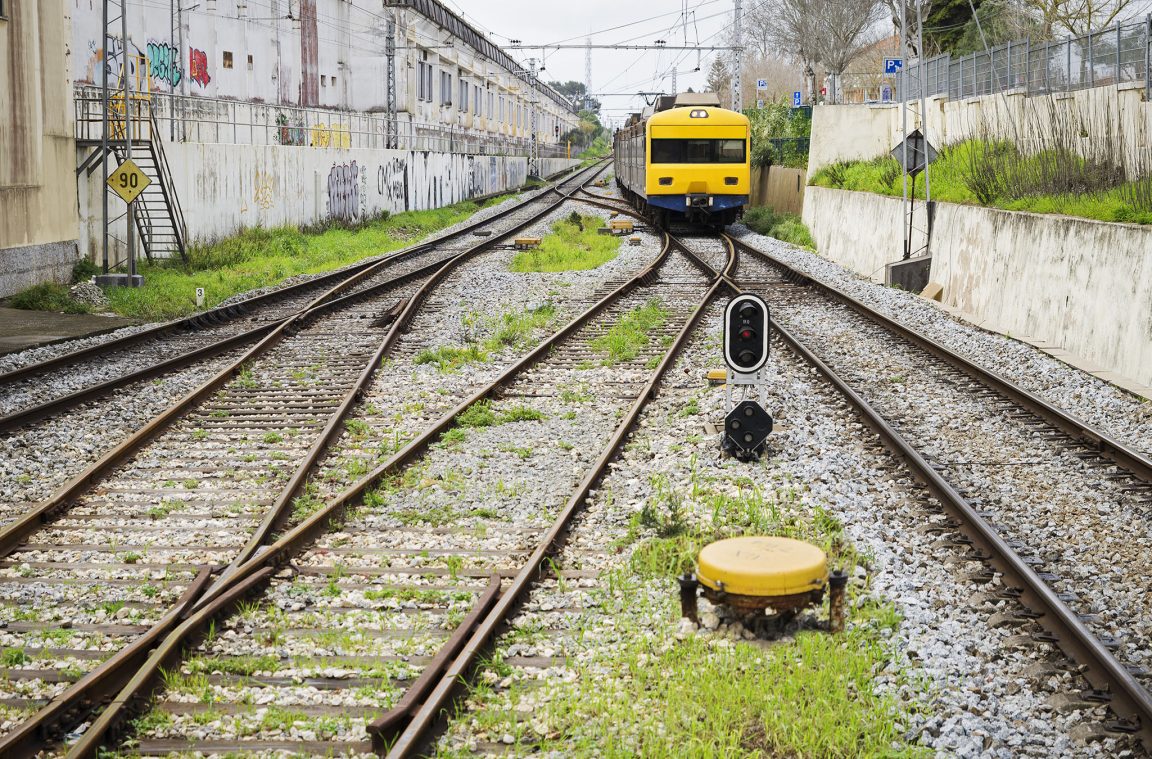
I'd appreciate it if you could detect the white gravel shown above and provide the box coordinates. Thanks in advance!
[731,226,1152,456]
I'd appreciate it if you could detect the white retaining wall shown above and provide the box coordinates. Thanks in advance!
[803,186,1152,388]
[78,144,578,259]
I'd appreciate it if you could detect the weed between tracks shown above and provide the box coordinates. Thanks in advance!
[589,298,668,366]
[509,212,621,273]
[442,454,925,757]
[415,303,557,373]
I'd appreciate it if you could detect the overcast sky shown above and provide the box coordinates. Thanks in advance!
[450,0,739,127]
[451,0,1152,127]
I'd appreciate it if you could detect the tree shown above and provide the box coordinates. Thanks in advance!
[546,80,601,113]
[816,0,886,102]
[1019,0,1134,37]
[750,0,881,103]
[883,0,936,58]
[706,57,732,107]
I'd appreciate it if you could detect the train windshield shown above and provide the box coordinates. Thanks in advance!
[650,138,746,164]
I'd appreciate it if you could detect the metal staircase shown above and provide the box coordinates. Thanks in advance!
[76,94,188,263]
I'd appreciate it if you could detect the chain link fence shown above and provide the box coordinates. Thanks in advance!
[897,15,1151,102]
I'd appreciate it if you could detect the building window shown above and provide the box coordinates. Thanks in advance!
[0,1,7,19]
[247,54,254,70]
[321,75,327,86]
[223,51,234,69]
[417,59,430,101]
[440,70,452,106]
[458,77,467,112]
[473,85,480,115]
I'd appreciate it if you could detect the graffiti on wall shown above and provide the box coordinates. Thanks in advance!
[84,36,145,86]
[327,162,361,222]
[310,123,352,149]
[377,158,409,212]
[253,171,276,211]
[147,41,182,88]
[276,114,308,146]
[189,48,211,88]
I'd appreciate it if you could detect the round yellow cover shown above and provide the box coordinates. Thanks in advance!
[697,536,828,596]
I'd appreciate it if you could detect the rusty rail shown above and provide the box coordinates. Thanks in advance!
[730,235,1152,750]
[0,163,607,758]
[0,167,586,434]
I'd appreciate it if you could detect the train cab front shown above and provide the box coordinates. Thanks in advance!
[644,106,750,226]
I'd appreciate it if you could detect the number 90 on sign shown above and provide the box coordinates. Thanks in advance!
[106,159,152,203]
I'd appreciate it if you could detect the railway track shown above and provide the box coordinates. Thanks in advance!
[429,187,1152,753]
[725,237,1152,750]
[0,175,578,436]
[0,163,618,755]
[8,212,721,756]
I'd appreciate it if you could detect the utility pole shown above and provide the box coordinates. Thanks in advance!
[916,0,931,212]
[528,58,540,178]
[900,0,910,260]
[730,0,743,111]
[386,11,397,148]
[122,0,137,283]
[584,36,592,109]
[101,0,111,274]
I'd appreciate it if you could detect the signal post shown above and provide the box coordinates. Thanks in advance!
[721,294,772,460]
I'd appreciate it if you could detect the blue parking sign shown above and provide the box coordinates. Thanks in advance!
[792,91,802,106]
[884,58,903,74]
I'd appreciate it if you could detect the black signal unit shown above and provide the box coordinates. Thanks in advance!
[723,294,769,373]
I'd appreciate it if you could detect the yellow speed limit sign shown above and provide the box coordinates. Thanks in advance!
[107,159,152,204]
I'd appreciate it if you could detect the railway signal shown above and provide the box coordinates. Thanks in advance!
[721,294,772,460]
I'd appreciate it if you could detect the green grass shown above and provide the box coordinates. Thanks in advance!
[742,207,816,249]
[510,212,621,272]
[414,303,556,374]
[9,197,511,320]
[590,298,668,365]
[6,283,92,314]
[810,140,1152,225]
[453,472,923,758]
[530,605,921,757]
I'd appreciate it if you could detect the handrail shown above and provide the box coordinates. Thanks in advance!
[73,85,572,158]
[148,107,188,260]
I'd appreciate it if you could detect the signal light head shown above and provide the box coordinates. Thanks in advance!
[724,294,770,374]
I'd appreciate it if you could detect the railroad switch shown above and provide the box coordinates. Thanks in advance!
[609,219,634,235]
[680,536,848,635]
[513,237,542,250]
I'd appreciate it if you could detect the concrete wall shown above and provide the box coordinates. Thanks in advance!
[0,0,80,297]
[808,85,1152,174]
[803,186,1152,388]
[750,166,807,215]
[78,142,577,259]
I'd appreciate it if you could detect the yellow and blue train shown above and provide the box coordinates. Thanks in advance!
[613,93,750,228]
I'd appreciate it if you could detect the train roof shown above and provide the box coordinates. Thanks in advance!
[647,105,749,127]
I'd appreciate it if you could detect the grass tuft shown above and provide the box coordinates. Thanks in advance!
[510,214,621,272]
[591,298,668,365]
[743,207,816,249]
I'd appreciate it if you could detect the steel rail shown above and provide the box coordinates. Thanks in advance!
[2,163,611,758]
[0,169,586,433]
[726,235,1152,749]
[0,163,605,558]
[0,566,214,755]
[62,214,677,759]
[731,238,1152,482]
[382,236,736,757]
[202,164,613,594]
